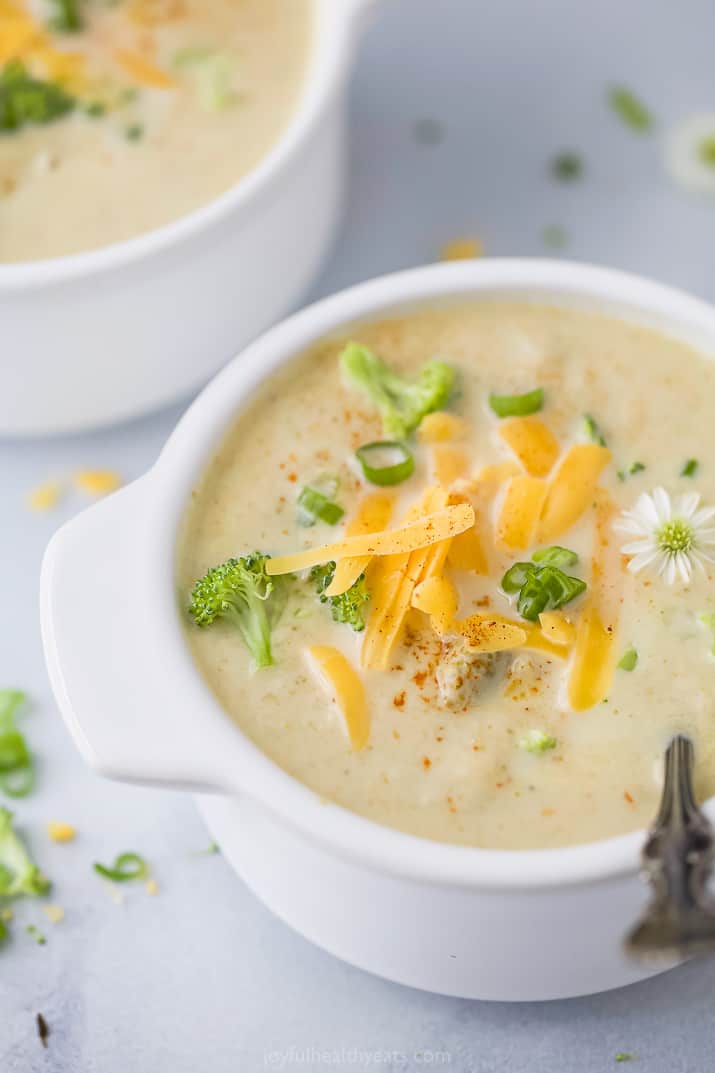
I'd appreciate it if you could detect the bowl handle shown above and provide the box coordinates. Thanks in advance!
[40,477,242,793]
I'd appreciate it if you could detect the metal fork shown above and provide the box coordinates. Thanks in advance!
[625,734,715,961]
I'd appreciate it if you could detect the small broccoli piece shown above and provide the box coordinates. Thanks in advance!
[340,342,455,439]
[0,808,50,898]
[310,562,370,632]
[188,553,288,669]
[0,61,76,133]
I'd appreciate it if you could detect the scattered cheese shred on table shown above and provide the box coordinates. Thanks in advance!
[145,879,159,896]
[27,480,63,513]
[43,905,65,924]
[74,469,124,496]
[47,822,76,843]
[440,237,484,261]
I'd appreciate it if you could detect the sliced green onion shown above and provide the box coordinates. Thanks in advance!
[531,546,579,568]
[618,461,645,481]
[681,458,699,478]
[584,413,607,446]
[356,442,415,486]
[26,924,46,945]
[501,562,533,594]
[94,852,148,883]
[297,485,344,527]
[501,556,586,622]
[618,648,638,672]
[551,152,583,181]
[608,86,653,133]
[488,388,544,418]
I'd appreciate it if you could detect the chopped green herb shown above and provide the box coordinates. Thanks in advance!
[608,85,652,132]
[413,117,445,145]
[489,388,544,418]
[84,101,106,118]
[48,0,83,32]
[0,61,75,133]
[0,808,50,897]
[618,461,646,481]
[681,458,699,478]
[26,923,46,946]
[542,224,568,249]
[125,123,144,142]
[340,342,455,439]
[520,729,557,754]
[584,413,607,446]
[618,648,638,672]
[615,1055,634,1064]
[206,842,220,854]
[0,917,7,942]
[173,48,236,112]
[93,852,148,883]
[36,1013,50,1049]
[551,151,583,181]
[188,554,290,670]
[297,484,344,527]
[501,550,586,622]
[356,441,415,486]
[310,563,370,632]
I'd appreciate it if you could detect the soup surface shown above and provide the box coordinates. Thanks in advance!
[178,302,715,850]
[0,0,313,261]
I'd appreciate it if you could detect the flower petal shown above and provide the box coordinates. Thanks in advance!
[627,547,663,573]
[621,539,656,556]
[675,551,692,585]
[652,487,672,523]
[634,492,661,529]
[676,491,701,519]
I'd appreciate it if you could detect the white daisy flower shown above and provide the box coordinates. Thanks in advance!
[614,487,715,585]
[664,113,715,195]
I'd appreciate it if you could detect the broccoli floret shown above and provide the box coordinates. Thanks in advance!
[0,807,50,898]
[310,562,370,632]
[340,342,455,439]
[0,61,75,133]
[188,553,288,669]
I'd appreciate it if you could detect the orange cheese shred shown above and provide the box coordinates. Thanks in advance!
[307,646,369,750]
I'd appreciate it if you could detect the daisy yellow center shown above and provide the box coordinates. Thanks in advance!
[698,136,715,169]
[656,518,694,555]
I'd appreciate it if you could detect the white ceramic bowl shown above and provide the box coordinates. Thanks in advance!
[0,0,375,437]
[40,259,715,1001]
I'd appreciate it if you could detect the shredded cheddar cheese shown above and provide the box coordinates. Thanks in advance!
[307,646,369,750]
[266,502,475,577]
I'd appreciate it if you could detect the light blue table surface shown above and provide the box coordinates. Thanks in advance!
[4,1,715,1069]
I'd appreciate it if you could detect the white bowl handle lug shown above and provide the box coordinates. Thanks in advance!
[41,477,241,793]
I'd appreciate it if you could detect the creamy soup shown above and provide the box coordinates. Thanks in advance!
[178,303,715,850]
[0,0,313,261]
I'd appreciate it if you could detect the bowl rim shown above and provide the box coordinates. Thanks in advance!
[151,257,715,890]
[0,0,363,290]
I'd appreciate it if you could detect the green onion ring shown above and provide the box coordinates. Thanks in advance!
[488,388,544,418]
[355,442,415,486]
[94,852,148,883]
